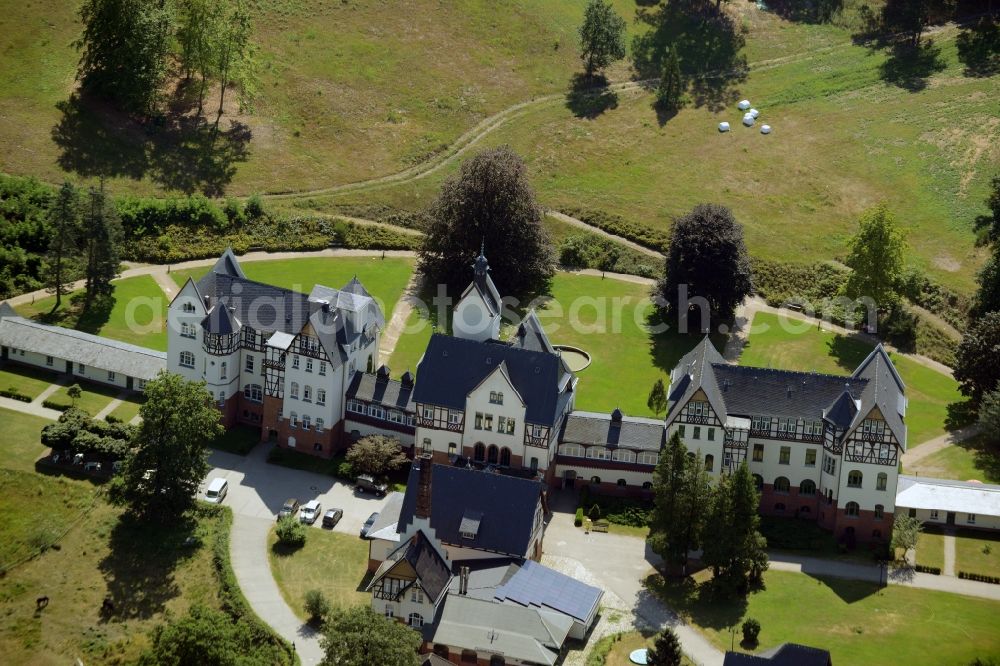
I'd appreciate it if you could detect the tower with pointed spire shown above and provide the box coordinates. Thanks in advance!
[453,246,502,342]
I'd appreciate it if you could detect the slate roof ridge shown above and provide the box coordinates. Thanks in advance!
[567,409,664,426]
[898,474,1000,491]
[0,316,167,358]
[713,362,865,384]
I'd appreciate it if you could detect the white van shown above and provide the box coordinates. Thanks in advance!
[205,478,228,504]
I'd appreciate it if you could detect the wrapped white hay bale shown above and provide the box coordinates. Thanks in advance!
[738,99,751,110]
[749,108,760,119]
[760,124,772,134]
[718,121,731,132]
[742,113,755,127]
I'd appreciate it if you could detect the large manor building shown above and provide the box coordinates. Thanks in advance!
[165,249,907,543]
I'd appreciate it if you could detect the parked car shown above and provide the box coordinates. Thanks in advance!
[278,498,300,519]
[204,478,228,504]
[360,511,380,539]
[322,508,344,529]
[355,475,387,497]
[300,500,322,524]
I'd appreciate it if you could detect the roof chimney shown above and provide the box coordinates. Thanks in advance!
[203,295,211,309]
[459,566,470,595]
[415,453,433,520]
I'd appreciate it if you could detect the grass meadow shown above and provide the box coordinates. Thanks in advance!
[651,569,1000,665]
[0,406,234,664]
[905,433,1000,484]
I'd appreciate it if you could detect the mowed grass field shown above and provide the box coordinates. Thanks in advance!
[740,312,961,446]
[651,569,1000,665]
[170,256,415,319]
[0,0,636,196]
[906,433,1000,483]
[267,526,369,622]
[14,275,169,351]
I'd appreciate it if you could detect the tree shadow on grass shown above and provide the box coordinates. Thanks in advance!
[565,74,619,119]
[271,540,306,558]
[956,15,1000,77]
[762,0,845,24]
[825,334,874,373]
[640,572,748,632]
[33,292,114,335]
[98,513,200,621]
[631,2,747,113]
[945,399,978,431]
[51,92,251,196]
[954,432,1000,483]
[879,40,947,92]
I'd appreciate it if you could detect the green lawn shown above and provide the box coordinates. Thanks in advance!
[955,529,1000,578]
[210,425,261,456]
[904,434,1000,483]
[49,381,122,416]
[387,306,434,377]
[0,363,60,400]
[0,407,54,473]
[651,569,1000,665]
[13,275,169,351]
[109,397,143,424]
[171,256,415,321]
[583,631,695,666]
[916,527,945,571]
[267,525,370,622]
[740,312,961,446]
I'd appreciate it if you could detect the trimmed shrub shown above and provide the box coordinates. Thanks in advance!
[0,388,32,402]
[589,504,602,520]
[914,564,942,575]
[958,571,1000,584]
[742,617,761,645]
[574,508,584,527]
[42,399,72,412]
[336,460,355,480]
[275,516,307,548]
[304,589,331,625]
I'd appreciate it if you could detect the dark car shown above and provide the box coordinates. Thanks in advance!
[278,498,300,519]
[355,474,387,497]
[322,508,344,529]
[360,511,380,539]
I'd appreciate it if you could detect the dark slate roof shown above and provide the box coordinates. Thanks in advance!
[346,370,415,411]
[560,410,665,451]
[724,643,831,666]
[494,560,603,624]
[825,390,859,429]
[397,464,543,557]
[665,337,728,423]
[513,311,555,354]
[200,303,239,334]
[197,271,312,335]
[0,301,17,319]
[711,364,868,421]
[414,333,572,426]
[852,345,907,449]
[375,531,452,603]
[308,306,351,368]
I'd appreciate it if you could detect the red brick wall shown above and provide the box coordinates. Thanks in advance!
[833,507,893,543]
[759,484,822,521]
[259,395,344,458]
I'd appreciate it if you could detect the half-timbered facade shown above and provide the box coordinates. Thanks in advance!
[167,249,385,457]
[663,338,906,543]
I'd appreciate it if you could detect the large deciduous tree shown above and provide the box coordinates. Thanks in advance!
[844,204,906,309]
[346,435,408,477]
[881,0,954,48]
[656,203,752,331]
[972,250,1000,321]
[320,606,420,666]
[975,176,1000,248]
[215,0,258,126]
[110,373,223,522]
[176,0,222,115]
[978,388,1000,443]
[76,0,175,115]
[579,0,627,77]
[419,145,554,297]
[954,311,1000,403]
[45,182,82,311]
[891,514,922,558]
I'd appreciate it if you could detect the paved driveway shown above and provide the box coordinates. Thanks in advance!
[201,443,390,535]
[199,441,392,665]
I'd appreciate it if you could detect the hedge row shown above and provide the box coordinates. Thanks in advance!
[210,507,297,665]
[958,571,1000,584]
[558,233,661,279]
[561,206,670,253]
[42,399,72,412]
[0,388,31,402]
[914,564,941,575]
[293,200,429,231]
